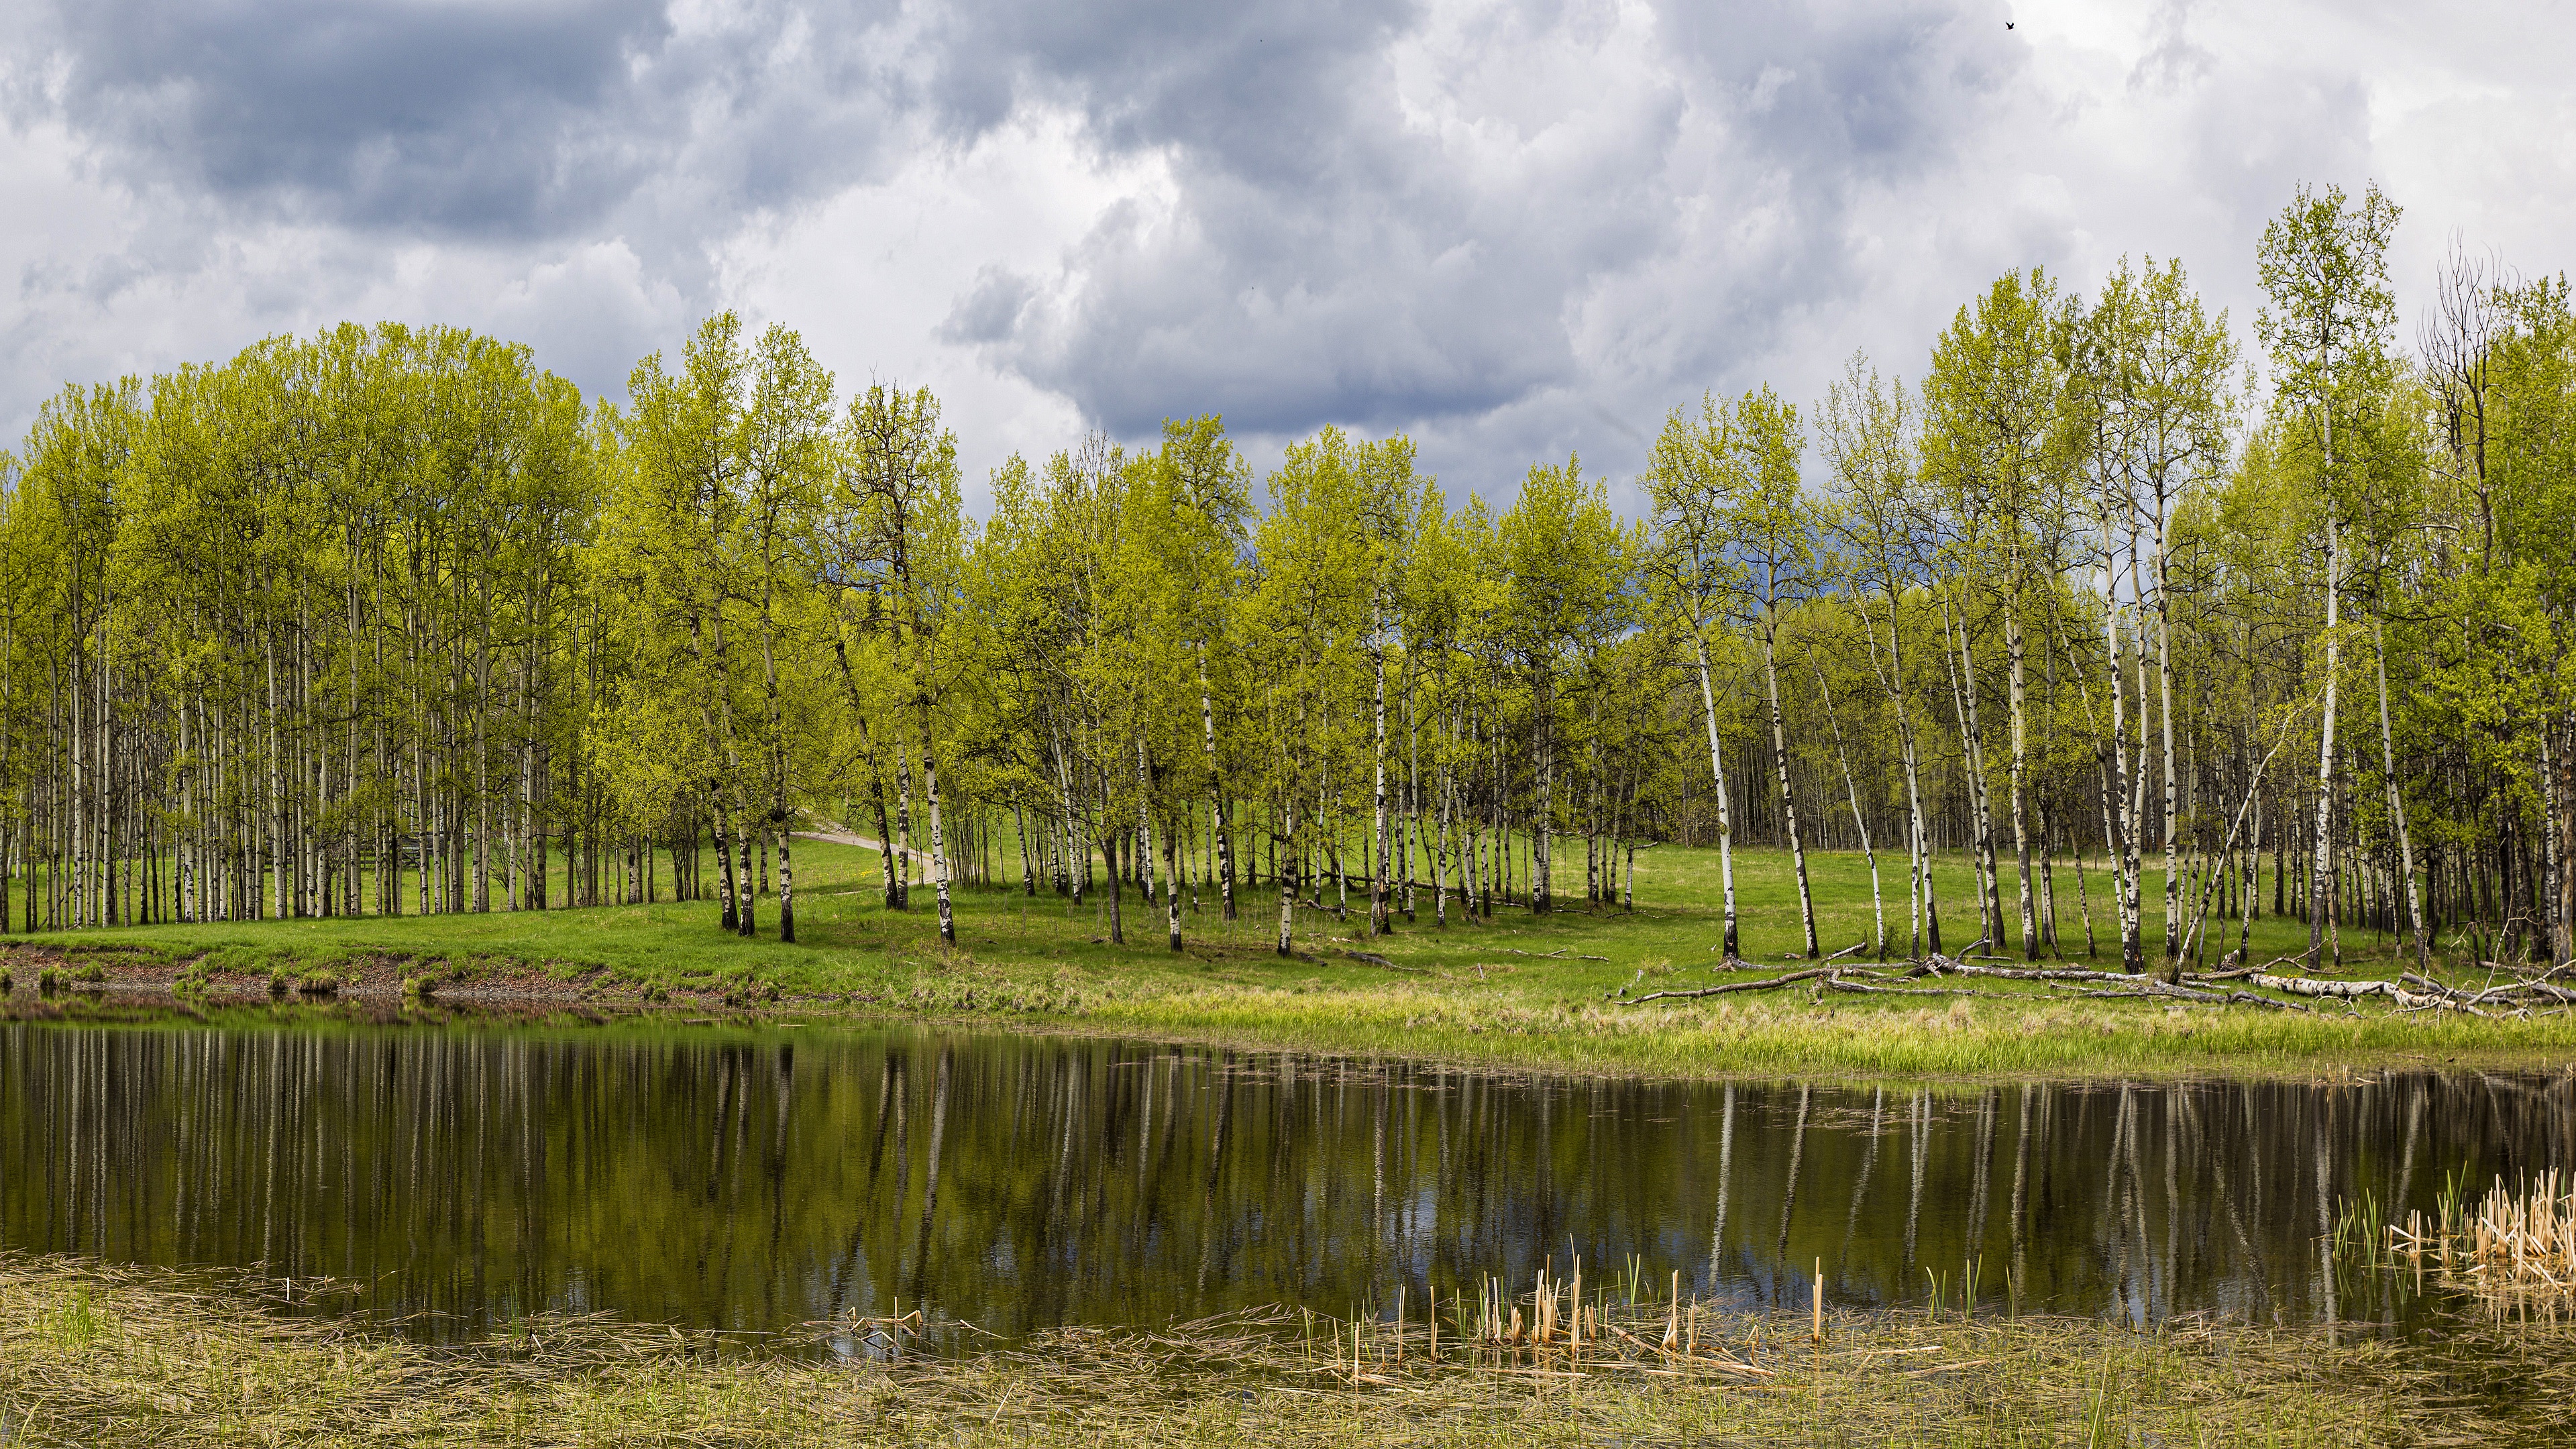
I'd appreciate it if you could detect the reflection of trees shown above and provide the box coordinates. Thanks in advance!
[1,1022,2568,1340]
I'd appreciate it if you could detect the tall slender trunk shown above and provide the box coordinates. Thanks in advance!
[2310,510,2341,962]
[1016,803,1036,896]
[2006,595,2036,959]
[1103,773,1123,946]
[2557,715,2576,970]
[1055,731,1084,907]
[896,739,914,910]
[1275,790,1298,956]
[1692,632,1741,956]
[775,826,796,943]
[267,641,285,923]
[735,813,755,938]
[1197,646,1234,921]
[1866,588,1939,957]
[474,582,492,914]
[828,635,902,908]
[1136,734,1166,951]
[1808,646,1884,957]
[1164,806,1182,951]
[1942,597,2000,946]
[2371,612,2428,966]
[1760,608,1818,956]
[1530,672,1553,913]
[922,707,953,945]
[1402,661,1419,923]
[1434,751,1454,928]
[714,806,738,932]
[1371,642,1391,935]
[2153,527,2180,962]
[2100,551,2143,971]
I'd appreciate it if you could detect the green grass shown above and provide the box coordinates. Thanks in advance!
[8,835,2573,1081]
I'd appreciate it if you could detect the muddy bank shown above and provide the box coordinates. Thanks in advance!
[0,940,774,1014]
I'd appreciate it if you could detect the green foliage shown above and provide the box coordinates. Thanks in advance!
[5,176,2575,986]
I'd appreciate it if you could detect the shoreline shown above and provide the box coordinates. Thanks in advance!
[8,936,2574,1086]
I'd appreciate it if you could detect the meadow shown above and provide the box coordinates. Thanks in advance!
[10,835,2569,1081]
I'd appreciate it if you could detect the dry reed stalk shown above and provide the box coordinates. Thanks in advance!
[2390,1169,2576,1307]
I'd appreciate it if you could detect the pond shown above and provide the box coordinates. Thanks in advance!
[3,1008,2569,1347]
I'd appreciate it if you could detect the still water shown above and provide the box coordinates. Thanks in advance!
[3,1010,2569,1344]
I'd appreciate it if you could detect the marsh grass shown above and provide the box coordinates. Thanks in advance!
[11,839,2576,1080]
[15,1250,2570,1447]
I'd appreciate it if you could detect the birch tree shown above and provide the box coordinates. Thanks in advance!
[1644,394,1748,956]
[2257,182,2402,964]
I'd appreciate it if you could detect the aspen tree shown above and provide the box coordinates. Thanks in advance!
[2080,259,2238,967]
[1250,429,1371,952]
[1644,395,1748,956]
[1925,270,2064,960]
[1497,457,1626,918]
[1821,356,1944,957]
[843,384,965,946]
[2259,182,2402,965]
[1717,392,1823,957]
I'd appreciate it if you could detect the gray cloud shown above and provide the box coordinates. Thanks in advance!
[19,0,909,239]
[938,0,2018,462]
[3,0,2571,504]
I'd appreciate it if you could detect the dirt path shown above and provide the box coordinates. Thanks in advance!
[793,828,932,871]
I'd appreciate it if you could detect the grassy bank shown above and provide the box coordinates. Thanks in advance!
[7,1250,2565,1447]
[7,838,2574,1081]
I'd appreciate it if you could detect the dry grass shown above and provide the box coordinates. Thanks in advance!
[6,1251,2574,1446]
[2392,1169,2576,1310]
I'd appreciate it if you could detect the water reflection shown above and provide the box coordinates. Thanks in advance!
[3,1015,2569,1344]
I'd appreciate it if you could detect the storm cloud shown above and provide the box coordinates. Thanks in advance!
[3,0,2571,501]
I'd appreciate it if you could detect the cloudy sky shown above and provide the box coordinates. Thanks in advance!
[2,0,2568,511]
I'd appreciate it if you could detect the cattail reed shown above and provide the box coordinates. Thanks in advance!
[2387,1169,2576,1307]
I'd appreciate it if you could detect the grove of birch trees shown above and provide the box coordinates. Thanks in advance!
[3,183,2572,972]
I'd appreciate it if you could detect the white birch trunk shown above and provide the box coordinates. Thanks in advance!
[2155,524,2180,964]
[1197,647,1234,921]
[1760,610,1818,956]
[2310,515,2340,962]
[924,714,953,945]
[2006,598,2035,958]
[1372,643,1391,934]
[2105,570,2142,972]
[1692,632,1741,957]
[2373,614,2426,965]
[1809,647,1884,956]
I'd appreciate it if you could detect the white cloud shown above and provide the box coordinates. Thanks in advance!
[1,0,2570,507]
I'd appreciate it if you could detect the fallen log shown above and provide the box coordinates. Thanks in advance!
[2404,970,2576,1007]
[1928,959,2150,985]
[2053,982,2304,1011]
[2250,972,2392,999]
[1623,959,2484,1014]
[1291,949,1429,975]
[1620,967,1832,1004]
[1825,979,1990,998]
[2250,972,2487,1016]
